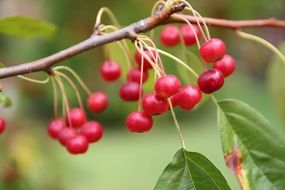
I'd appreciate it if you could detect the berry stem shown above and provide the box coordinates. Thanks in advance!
[17,75,50,84]
[51,76,59,118]
[55,71,84,110]
[54,66,92,95]
[94,7,121,30]
[236,30,285,65]
[168,99,186,149]
[150,0,167,39]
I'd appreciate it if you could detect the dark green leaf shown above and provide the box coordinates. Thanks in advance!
[267,43,285,124]
[0,92,12,107]
[0,15,56,39]
[218,99,285,190]
[155,149,231,190]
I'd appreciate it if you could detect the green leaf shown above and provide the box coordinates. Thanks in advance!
[155,149,231,190]
[0,92,12,107]
[0,15,56,39]
[217,99,285,190]
[0,62,5,69]
[267,43,285,124]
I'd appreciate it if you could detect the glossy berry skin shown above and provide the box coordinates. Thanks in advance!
[213,54,236,77]
[80,121,103,143]
[198,69,224,94]
[66,134,89,154]
[155,75,181,98]
[119,82,141,101]
[181,24,201,46]
[127,68,148,84]
[87,92,108,113]
[66,108,86,128]
[160,25,180,47]
[142,93,169,115]
[0,118,6,134]
[135,50,156,70]
[126,112,153,133]
[176,85,202,110]
[199,38,226,63]
[47,119,65,139]
[58,128,77,146]
[100,60,121,81]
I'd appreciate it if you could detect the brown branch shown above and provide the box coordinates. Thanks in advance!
[1,4,285,79]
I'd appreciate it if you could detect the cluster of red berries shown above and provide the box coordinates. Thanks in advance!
[0,118,6,135]
[47,92,108,155]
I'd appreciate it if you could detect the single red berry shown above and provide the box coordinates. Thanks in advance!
[66,134,89,154]
[126,112,153,133]
[198,69,224,94]
[160,25,180,47]
[199,38,226,63]
[155,75,181,98]
[119,82,141,101]
[58,127,77,146]
[47,119,65,139]
[176,85,202,110]
[181,24,201,46]
[100,60,121,81]
[170,94,180,108]
[66,108,86,128]
[135,50,156,70]
[127,68,148,84]
[87,92,108,113]
[0,118,6,134]
[80,121,104,143]
[142,93,169,115]
[213,54,236,77]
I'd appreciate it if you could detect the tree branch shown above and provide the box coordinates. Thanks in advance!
[1,4,285,79]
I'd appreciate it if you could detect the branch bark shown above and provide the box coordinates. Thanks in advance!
[1,4,285,79]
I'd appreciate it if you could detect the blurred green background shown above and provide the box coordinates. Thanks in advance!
[0,0,285,189]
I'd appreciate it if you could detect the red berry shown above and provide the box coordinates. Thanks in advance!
[181,24,201,46]
[87,92,108,113]
[213,54,236,77]
[160,25,180,47]
[47,119,65,139]
[81,121,104,143]
[127,68,148,84]
[126,112,153,133]
[176,85,202,110]
[119,82,141,101]
[170,94,180,108]
[66,134,89,154]
[58,127,77,146]
[155,75,181,98]
[100,60,121,81]
[142,93,169,115]
[66,108,86,127]
[0,118,6,134]
[198,69,224,94]
[135,50,156,70]
[199,38,226,63]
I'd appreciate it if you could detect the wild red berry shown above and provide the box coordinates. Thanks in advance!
[170,94,180,108]
[126,112,153,133]
[100,60,121,81]
[160,25,180,47]
[176,85,202,110]
[119,82,141,101]
[213,54,236,77]
[181,24,201,46]
[58,127,77,146]
[66,108,86,127]
[198,69,224,94]
[127,68,148,84]
[47,119,65,139]
[155,75,181,98]
[81,121,103,143]
[0,118,6,134]
[199,38,226,63]
[66,134,89,154]
[142,93,169,115]
[87,92,108,113]
[135,50,156,70]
